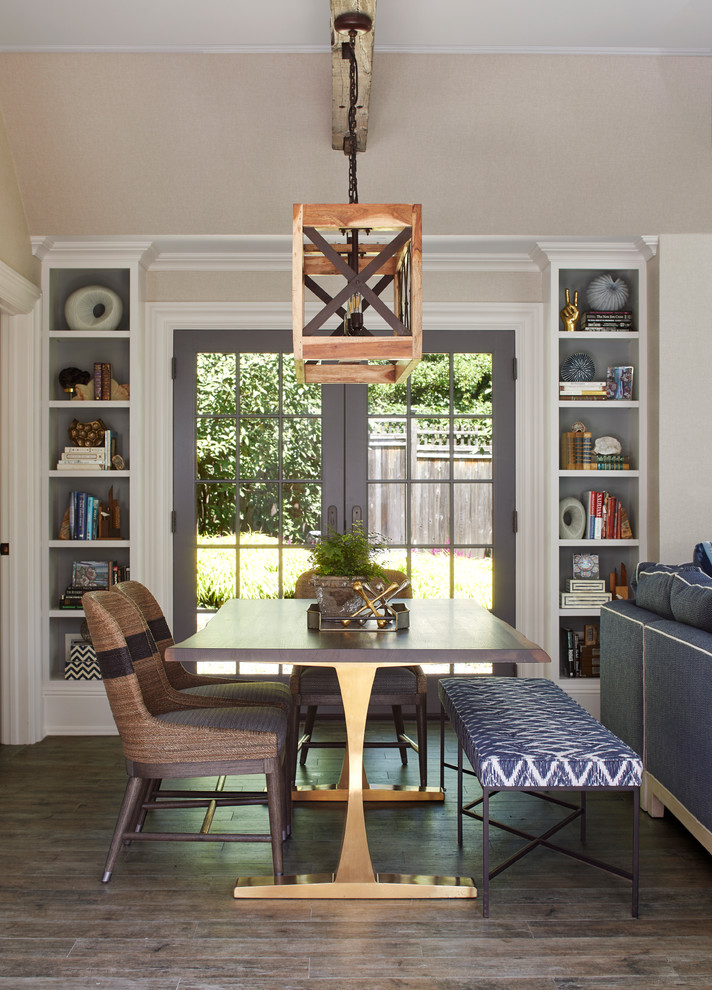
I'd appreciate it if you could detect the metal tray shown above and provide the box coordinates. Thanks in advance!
[306,602,410,631]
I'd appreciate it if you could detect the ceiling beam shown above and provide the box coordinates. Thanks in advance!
[331,0,376,152]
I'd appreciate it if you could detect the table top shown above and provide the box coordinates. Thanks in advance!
[166,598,550,667]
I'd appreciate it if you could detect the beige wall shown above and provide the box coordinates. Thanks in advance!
[0,108,38,285]
[1,52,710,564]
[0,53,709,237]
[657,234,712,563]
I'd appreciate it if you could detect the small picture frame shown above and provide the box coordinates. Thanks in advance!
[583,623,599,647]
[573,553,599,580]
[606,365,634,400]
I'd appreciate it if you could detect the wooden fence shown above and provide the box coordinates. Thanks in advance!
[367,439,493,552]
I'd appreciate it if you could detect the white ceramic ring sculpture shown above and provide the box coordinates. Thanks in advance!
[559,496,587,540]
[64,285,123,331]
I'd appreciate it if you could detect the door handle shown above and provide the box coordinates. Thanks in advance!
[352,505,362,527]
[327,505,338,533]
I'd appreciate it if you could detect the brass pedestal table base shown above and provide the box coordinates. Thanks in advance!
[234,664,475,899]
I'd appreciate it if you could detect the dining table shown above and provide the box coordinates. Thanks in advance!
[165,597,550,899]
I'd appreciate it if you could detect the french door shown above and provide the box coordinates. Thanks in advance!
[173,329,516,655]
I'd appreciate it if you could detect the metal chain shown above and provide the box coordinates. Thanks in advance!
[346,33,359,204]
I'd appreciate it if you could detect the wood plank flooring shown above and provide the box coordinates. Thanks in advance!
[1,721,712,989]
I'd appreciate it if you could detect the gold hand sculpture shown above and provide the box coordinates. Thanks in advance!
[560,288,579,332]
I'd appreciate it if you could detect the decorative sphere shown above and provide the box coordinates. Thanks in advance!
[560,352,596,382]
[586,273,629,312]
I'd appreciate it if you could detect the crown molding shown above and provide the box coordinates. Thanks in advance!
[530,236,658,271]
[0,261,40,315]
[30,234,659,276]
[31,236,160,270]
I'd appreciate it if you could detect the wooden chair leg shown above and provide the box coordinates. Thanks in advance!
[266,768,284,876]
[392,705,409,765]
[416,699,428,786]
[288,701,301,786]
[102,776,145,883]
[299,705,318,766]
[127,777,158,838]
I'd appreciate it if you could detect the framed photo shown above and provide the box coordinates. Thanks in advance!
[606,365,634,400]
[573,553,599,580]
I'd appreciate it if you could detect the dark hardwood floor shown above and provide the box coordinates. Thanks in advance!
[1,720,712,989]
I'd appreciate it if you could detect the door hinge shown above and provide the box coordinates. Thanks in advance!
[513,509,518,533]
[171,510,177,533]
[512,356,518,381]
[171,356,177,380]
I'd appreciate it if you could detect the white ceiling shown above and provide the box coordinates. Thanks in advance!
[1,0,711,55]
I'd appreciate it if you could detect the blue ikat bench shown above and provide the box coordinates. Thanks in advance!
[438,677,642,917]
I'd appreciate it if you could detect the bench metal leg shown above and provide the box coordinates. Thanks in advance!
[482,787,490,919]
[457,741,464,847]
[632,790,640,918]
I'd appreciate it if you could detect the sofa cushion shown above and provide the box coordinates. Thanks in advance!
[670,571,712,633]
[633,563,702,618]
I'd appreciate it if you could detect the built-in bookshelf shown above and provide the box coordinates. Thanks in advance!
[540,243,652,714]
[40,248,145,731]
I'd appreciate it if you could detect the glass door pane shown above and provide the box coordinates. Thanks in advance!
[173,331,327,654]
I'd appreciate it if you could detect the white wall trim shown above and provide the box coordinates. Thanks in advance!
[0,260,40,316]
[144,300,545,651]
[4,45,709,57]
[0,304,44,743]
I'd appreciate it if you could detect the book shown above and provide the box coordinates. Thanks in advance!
[561,430,596,470]
[93,363,102,400]
[101,362,111,400]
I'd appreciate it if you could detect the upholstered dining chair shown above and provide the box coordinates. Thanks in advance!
[289,569,428,786]
[83,589,287,882]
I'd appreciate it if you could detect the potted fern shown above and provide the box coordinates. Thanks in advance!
[310,522,388,616]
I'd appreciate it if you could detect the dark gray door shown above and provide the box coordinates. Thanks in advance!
[172,329,516,651]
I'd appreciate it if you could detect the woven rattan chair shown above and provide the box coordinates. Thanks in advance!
[114,580,291,711]
[289,569,428,785]
[83,589,288,882]
[112,580,293,837]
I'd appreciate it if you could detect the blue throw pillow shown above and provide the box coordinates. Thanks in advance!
[635,570,678,619]
[632,560,701,595]
[693,542,712,577]
[670,571,712,633]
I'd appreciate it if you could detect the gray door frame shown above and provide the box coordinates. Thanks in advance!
[172,328,515,643]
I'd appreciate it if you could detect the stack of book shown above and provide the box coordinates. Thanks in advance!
[596,453,630,470]
[56,430,117,471]
[560,579,612,609]
[93,362,112,400]
[561,430,596,470]
[583,490,633,540]
[60,559,130,608]
[66,489,121,541]
[580,311,635,331]
[559,381,607,400]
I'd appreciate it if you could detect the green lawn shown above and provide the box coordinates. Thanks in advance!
[197,533,493,609]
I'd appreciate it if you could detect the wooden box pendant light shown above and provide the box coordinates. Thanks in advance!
[292,10,422,385]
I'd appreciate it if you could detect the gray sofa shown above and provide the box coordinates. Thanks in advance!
[600,561,712,855]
